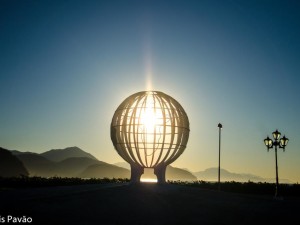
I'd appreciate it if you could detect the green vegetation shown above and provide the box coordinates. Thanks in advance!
[0,176,129,188]
[168,180,300,196]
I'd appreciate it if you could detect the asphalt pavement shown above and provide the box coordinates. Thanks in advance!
[0,183,299,225]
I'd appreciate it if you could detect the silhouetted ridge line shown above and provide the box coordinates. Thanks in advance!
[41,146,97,162]
[194,167,291,183]
[3,146,130,178]
[79,164,130,179]
[0,147,29,177]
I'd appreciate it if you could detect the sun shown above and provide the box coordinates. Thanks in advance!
[140,106,158,131]
[138,92,163,133]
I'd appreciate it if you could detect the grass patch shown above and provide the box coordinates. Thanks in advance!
[0,176,129,188]
[168,180,300,196]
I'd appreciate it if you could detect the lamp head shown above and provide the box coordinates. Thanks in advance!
[272,129,281,140]
[280,135,289,151]
[218,123,223,129]
[264,136,273,150]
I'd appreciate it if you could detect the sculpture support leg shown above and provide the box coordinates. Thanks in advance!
[130,164,144,183]
[154,164,167,184]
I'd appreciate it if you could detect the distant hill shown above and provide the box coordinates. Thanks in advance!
[0,147,29,177]
[16,154,128,178]
[194,168,265,182]
[17,155,105,177]
[16,153,55,177]
[194,167,291,183]
[114,162,130,170]
[7,147,129,179]
[5,147,292,183]
[79,164,130,179]
[41,146,97,162]
[11,150,37,155]
[55,157,105,177]
[166,166,197,181]
[114,162,197,181]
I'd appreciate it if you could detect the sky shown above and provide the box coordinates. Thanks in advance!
[1,0,300,182]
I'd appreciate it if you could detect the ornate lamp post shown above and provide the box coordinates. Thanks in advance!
[217,123,222,191]
[264,129,289,197]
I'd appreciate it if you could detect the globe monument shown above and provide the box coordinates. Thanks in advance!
[111,91,190,183]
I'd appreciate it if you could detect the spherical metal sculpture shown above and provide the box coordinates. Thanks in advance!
[111,91,190,183]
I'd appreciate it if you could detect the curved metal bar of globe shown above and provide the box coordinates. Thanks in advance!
[114,115,136,165]
[150,94,167,167]
[162,99,189,165]
[164,112,188,165]
[116,106,137,165]
[151,93,157,167]
[111,93,144,183]
[143,93,152,167]
[111,125,133,165]
[130,94,147,167]
[151,95,167,167]
[117,94,143,166]
[165,131,189,165]
[155,95,177,165]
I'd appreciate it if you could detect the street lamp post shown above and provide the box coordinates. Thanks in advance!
[264,129,289,197]
[218,123,222,191]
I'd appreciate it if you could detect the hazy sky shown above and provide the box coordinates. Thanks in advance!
[1,0,299,182]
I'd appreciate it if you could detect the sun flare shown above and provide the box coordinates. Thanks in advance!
[140,178,158,183]
[140,106,158,131]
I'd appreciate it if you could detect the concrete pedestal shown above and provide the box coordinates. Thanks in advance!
[154,164,167,184]
[130,163,167,184]
[130,164,144,183]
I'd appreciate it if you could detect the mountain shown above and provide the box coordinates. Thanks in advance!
[79,164,130,179]
[166,166,197,181]
[194,167,291,183]
[114,162,197,181]
[55,157,105,177]
[16,153,56,177]
[114,162,130,170]
[194,168,266,182]
[40,147,97,162]
[8,147,129,178]
[6,147,290,183]
[11,150,37,155]
[15,153,128,178]
[0,147,29,177]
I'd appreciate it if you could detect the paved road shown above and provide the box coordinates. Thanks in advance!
[1,183,299,225]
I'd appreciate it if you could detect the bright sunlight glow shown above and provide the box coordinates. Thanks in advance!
[140,106,158,131]
[140,178,158,183]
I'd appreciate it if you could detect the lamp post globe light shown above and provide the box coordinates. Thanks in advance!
[264,129,289,197]
[111,91,190,183]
